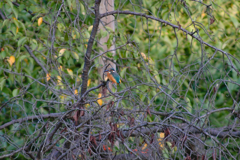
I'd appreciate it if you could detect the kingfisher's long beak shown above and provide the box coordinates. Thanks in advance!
[104,70,109,72]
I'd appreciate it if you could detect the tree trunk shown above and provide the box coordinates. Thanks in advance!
[98,0,116,84]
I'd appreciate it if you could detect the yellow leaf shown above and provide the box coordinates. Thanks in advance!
[57,76,62,84]
[74,89,78,95]
[38,17,43,26]
[46,73,51,81]
[16,27,19,34]
[97,93,103,106]
[59,49,66,56]
[142,143,148,150]
[60,94,66,101]
[13,17,17,20]
[58,65,63,71]
[85,103,90,108]
[159,132,165,138]
[24,58,28,64]
[88,25,93,31]
[201,12,206,18]
[173,146,177,152]
[67,69,73,79]
[158,132,165,148]
[8,56,15,66]
[117,123,124,128]
[72,52,79,60]
[141,52,147,59]
[73,34,76,39]
[87,79,91,87]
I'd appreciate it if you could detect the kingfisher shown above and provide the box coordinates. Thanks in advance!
[104,68,121,84]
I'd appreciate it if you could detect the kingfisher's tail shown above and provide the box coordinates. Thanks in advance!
[118,80,121,84]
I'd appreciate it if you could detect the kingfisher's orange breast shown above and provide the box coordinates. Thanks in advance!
[107,72,117,83]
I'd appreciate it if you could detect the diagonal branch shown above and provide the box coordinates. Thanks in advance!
[0,113,62,130]
[80,0,102,97]
[100,10,240,74]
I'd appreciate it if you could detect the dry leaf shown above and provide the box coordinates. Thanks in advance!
[57,76,62,84]
[87,79,91,86]
[141,52,147,59]
[158,132,165,148]
[59,49,66,56]
[159,132,165,138]
[73,110,80,125]
[38,17,43,26]
[67,69,73,79]
[16,27,19,34]
[73,34,76,39]
[8,56,15,66]
[97,93,103,106]
[46,73,51,81]
[74,89,78,95]
[142,143,148,150]
[24,58,28,64]
[210,18,215,25]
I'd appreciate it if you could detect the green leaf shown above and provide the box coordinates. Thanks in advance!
[18,55,29,63]
[18,21,27,34]
[162,147,169,159]
[12,7,18,19]
[0,1,4,8]
[13,19,19,28]
[0,78,6,91]
[230,16,239,28]
[0,51,6,59]
[2,19,10,29]
[19,4,25,11]
[30,39,38,50]
[6,0,14,11]
[12,89,19,97]
[18,37,27,47]
[57,23,65,32]
[222,39,232,49]
[106,34,113,49]
[101,30,108,39]
[72,52,79,60]
[120,67,127,77]
[153,70,160,84]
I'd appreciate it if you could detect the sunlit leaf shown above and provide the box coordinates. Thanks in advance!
[18,37,27,47]
[57,76,62,84]
[72,52,79,60]
[142,143,148,150]
[46,73,51,81]
[120,67,127,77]
[8,56,15,66]
[67,69,73,79]
[12,89,19,97]
[97,93,103,106]
[0,78,6,91]
[140,52,147,59]
[59,49,66,56]
[87,79,91,87]
[74,89,78,95]
[38,17,43,26]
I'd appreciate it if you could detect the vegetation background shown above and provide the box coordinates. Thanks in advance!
[0,0,240,159]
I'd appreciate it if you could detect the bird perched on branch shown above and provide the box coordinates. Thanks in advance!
[104,68,121,84]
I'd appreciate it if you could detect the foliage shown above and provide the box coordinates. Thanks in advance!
[0,0,240,159]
